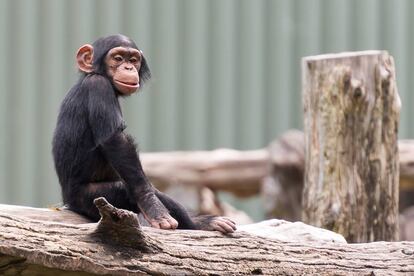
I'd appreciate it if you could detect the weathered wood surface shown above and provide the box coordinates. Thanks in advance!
[302,51,401,243]
[1,199,413,275]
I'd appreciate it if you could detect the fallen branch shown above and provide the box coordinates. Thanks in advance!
[141,135,414,198]
[141,149,269,197]
[0,200,413,275]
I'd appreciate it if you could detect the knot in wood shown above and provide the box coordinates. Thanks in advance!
[378,65,391,93]
[342,68,352,91]
[351,78,364,99]
[91,197,161,252]
[94,197,140,228]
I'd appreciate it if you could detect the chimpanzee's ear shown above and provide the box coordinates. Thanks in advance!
[76,44,94,73]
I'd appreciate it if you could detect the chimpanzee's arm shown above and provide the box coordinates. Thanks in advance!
[99,134,158,205]
[85,74,178,229]
[101,133,178,229]
[101,135,235,233]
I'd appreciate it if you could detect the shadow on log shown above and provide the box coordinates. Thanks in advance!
[0,200,413,275]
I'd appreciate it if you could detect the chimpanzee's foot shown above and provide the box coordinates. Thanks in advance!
[138,196,178,230]
[193,215,237,234]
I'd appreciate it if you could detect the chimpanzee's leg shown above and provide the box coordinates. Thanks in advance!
[68,181,138,221]
[67,181,236,233]
[154,190,237,233]
[99,133,178,230]
[68,181,180,230]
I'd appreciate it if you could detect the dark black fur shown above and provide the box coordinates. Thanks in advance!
[52,35,197,229]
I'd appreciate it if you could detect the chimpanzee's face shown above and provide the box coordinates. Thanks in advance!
[105,47,142,95]
[76,35,150,94]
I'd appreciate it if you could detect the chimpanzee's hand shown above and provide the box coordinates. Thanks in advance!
[138,193,178,230]
[143,210,178,230]
[193,215,237,234]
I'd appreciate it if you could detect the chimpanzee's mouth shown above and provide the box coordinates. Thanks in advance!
[115,79,139,87]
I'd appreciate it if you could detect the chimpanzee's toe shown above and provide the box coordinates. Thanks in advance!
[194,215,237,234]
[210,217,237,233]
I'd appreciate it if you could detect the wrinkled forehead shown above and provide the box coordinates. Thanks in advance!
[106,46,141,57]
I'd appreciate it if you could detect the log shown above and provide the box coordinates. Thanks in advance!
[141,149,269,198]
[141,136,414,197]
[140,131,305,221]
[141,135,414,222]
[140,134,414,226]
[1,200,413,275]
[302,51,401,242]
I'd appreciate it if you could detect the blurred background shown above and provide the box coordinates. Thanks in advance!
[0,0,413,222]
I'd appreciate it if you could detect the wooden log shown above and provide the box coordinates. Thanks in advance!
[140,131,306,204]
[302,51,401,242]
[141,131,305,221]
[141,149,269,198]
[141,135,414,198]
[140,135,414,222]
[1,200,413,275]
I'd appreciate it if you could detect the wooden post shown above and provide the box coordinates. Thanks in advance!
[302,51,401,242]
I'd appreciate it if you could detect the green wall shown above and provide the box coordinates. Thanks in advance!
[0,0,413,209]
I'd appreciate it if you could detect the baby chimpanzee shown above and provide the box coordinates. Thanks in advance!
[52,34,236,233]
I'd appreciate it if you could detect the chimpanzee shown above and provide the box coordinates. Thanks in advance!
[52,34,236,233]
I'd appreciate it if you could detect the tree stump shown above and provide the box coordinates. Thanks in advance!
[302,51,401,242]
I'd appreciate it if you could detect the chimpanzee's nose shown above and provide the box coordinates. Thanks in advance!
[124,64,133,70]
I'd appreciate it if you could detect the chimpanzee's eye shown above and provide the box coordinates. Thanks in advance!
[114,55,123,62]
[130,57,138,63]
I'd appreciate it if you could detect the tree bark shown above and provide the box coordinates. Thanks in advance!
[302,51,401,243]
[1,200,413,276]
